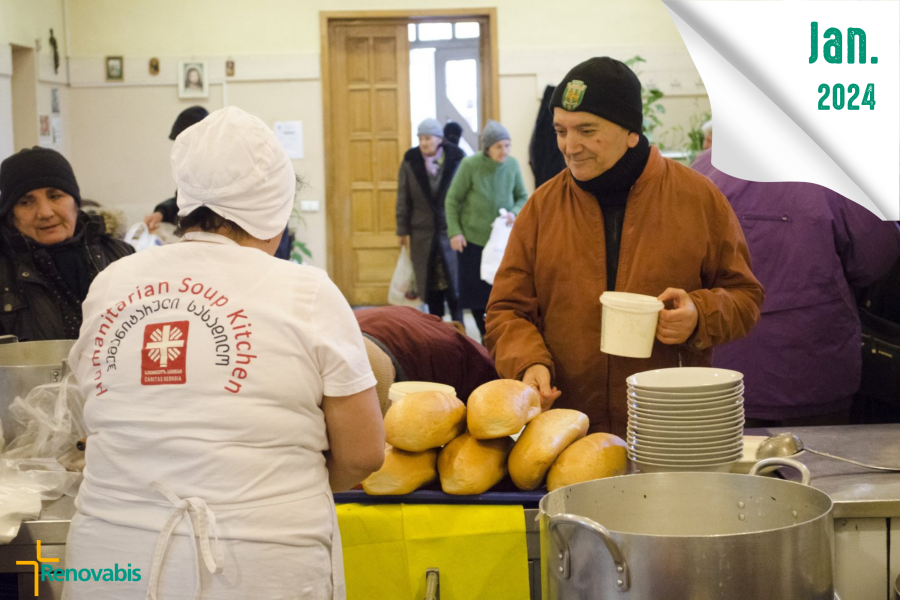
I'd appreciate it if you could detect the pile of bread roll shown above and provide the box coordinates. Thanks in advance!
[362,379,628,496]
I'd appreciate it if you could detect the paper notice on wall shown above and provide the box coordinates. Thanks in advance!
[663,1,899,219]
[39,115,51,145]
[274,121,303,159]
[51,117,62,146]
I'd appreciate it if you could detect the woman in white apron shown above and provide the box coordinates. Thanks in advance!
[63,106,385,600]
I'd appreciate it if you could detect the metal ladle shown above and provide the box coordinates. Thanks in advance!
[756,432,900,472]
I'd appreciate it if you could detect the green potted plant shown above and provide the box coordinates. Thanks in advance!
[624,56,666,146]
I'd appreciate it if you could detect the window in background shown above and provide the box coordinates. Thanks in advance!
[454,22,480,39]
[417,22,453,41]
[409,48,437,148]
[445,59,478,136]
[409,20,482,153]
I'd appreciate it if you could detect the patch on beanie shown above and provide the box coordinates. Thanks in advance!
[561,79,587,111]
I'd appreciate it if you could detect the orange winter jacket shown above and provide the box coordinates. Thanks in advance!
[485,146,764,436]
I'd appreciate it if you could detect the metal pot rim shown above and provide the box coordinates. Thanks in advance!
[539,471,833,538]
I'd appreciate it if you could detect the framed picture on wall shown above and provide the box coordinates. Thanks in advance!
[178,61,209,98]
[105,56,123,81]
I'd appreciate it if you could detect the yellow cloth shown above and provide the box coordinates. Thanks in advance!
[337,504,530,600]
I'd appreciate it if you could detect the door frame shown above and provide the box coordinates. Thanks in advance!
[320,8,499,286]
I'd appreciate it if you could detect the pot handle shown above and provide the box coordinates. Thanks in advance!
[549,512,629,591]
[749,457,811,485]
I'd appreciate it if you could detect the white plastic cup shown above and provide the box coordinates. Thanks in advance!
[388,381,457,404]
[599,292,665,358]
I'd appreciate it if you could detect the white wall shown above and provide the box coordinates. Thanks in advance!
[0,45,14,159]
[16,0,711,269]
[0,0,71,160]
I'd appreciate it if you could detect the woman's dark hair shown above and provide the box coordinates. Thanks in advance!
[175,206,250,238]
[175,174,303,239]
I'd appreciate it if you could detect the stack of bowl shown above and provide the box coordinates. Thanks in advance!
[626,367,745,473]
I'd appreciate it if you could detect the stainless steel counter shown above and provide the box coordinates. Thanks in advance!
[4,423,900,597]
[752,424,900,519]
[8,424,900,542]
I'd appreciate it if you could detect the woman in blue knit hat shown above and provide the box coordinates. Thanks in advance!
[0,147,133,341]
[445,119,528,337]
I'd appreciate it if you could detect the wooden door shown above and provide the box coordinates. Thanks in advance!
[327,22,411,305]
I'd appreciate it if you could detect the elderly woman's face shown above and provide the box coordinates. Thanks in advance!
[12,187,78,245]
[487,139,511,163]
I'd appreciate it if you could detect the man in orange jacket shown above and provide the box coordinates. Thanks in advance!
[486,57,763,436]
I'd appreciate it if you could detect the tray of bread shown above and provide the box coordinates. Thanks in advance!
[348,379,627,503]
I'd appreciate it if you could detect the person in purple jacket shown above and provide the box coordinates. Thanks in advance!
[693,150,900,426]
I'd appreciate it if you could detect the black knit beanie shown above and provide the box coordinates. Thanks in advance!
[443,121,463,145]
[0,147,81,219]
[549,57,643,133]
[169,105,209,140]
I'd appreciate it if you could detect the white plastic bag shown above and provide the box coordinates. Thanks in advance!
[481,209,513,285]
[0,458,81,543]
[123,221,163,251]
[0,375,85,542]
[388,246,422,307]
[2,373,87,461]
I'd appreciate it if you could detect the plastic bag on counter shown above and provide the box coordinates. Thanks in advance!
[388,246,422,308]
[480,209,513,285]
[2,372,87,464]
[0,458,81,543]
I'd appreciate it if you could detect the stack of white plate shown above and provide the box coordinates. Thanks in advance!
[626,367,745,473]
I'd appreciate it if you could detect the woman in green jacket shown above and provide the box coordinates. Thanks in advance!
[445,120,528,337]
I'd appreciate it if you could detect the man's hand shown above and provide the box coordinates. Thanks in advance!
[398,235,410,249]
[450,234,467,253]
[656,287,699,345]
[143,211,164,232]
[523,364,561,411]
[504,212,516,226]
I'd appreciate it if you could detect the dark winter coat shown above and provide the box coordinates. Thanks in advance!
[530,85,568,188]
[0,213,134,341]
[395,143,466,299]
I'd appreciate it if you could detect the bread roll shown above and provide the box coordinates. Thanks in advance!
[438,432,513,495]
[362,445,437,495]
[546,433,627,492]
[384,391,466,452]
[467,380,542,439]
[508,409,589,490]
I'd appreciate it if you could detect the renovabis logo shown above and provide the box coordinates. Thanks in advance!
[16,540,141,596]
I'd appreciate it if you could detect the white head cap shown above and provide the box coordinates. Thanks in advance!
[172,106,295,240]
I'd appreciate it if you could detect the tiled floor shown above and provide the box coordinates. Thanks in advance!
[456,309,484,345]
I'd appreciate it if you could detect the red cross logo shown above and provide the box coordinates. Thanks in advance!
[141,321,190,385]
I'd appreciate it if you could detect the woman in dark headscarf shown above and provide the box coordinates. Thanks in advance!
[0,147,133,340]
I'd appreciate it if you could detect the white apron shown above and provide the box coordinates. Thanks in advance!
[64,234,375,600]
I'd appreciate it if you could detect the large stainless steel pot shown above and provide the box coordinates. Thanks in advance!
[0,336,74,445]
[539,458,833,599]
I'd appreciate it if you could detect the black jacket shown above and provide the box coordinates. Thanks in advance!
[396,143,466,298]
[153,195,179,224]
[529,85,568,188]
[0,213,134,341]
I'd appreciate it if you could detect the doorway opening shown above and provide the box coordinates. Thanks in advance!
[408,20,481,154]
[10,44,38,151]
[321,9,498,305]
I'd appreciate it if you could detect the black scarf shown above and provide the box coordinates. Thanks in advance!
[573,134,650,290]
[24,219,94,338]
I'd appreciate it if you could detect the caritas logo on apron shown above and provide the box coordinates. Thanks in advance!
[141,321,190,385]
